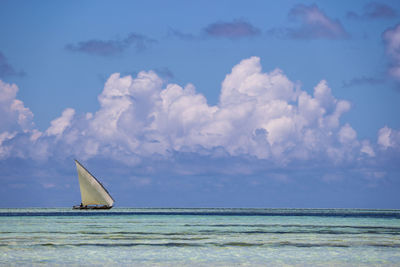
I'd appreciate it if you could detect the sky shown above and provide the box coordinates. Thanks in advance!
[1,0,400,208]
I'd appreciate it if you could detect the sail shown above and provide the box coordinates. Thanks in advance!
[75,160,114,207]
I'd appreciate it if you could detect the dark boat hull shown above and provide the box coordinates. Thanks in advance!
[73,205,112,210]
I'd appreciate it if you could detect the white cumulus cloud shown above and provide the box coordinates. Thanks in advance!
[0,57,396,169]
[0,80,33,133]
[378,126,400,149]
[338,123,357,144]
[46,108,75,137]
[383,24,400,81]
[0,80,35,159]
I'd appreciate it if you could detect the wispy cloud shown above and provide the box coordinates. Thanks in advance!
[342,76,384,88]
[270,4,349,40]
[203,19,261,39]
[65,33,156,56]
[169,20,260,41]
[154,67,174,80]
[347,2,397,20]
[0,52,25,78]
[167,28,197,41]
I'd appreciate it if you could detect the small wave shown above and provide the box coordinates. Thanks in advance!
[218,242,262,247]
[184,223,400,231]
[197,229,400,235]
[102,236,209,241]
[275,241,350,248]
[37,242,203,247]
[21,241,400,249]
[368,243,400,248]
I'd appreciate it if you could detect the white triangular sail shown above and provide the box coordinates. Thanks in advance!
[75,160,114,207]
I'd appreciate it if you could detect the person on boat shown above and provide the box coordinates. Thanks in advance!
[80,203,83,208]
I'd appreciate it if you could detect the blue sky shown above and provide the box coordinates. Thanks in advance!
[1,0,400,208]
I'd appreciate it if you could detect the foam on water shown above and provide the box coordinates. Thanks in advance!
[1,208,399,266]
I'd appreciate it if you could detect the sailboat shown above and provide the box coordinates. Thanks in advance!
[73,160,114,209]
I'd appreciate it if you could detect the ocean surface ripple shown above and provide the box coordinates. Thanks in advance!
[1,208,399,266]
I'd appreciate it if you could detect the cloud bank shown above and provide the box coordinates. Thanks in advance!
[1,56,398,174]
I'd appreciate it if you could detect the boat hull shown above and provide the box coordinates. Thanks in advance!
[73,205,112,210]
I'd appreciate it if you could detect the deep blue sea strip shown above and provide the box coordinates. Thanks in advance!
[1,210,400,218]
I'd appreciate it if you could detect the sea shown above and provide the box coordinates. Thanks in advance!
[0,208,399,266]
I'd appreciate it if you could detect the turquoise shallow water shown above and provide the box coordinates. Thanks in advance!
[0,208,400,266]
